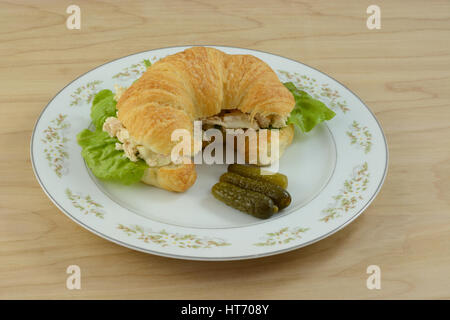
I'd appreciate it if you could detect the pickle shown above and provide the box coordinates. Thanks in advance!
[228,164,288,189]
[212,182,278,219]
[220,172,291,209]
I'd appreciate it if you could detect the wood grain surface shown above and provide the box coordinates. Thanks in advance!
[0,0,449,299]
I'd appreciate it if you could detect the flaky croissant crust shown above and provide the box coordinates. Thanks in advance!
[116,46,295,156]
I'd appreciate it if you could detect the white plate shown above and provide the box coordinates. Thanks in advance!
[31,46,388,260]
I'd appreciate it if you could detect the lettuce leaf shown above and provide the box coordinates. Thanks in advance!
[90,89,117,130]
[77,129,147,185]
[284,82,336,132]
[143,59,152,68]
[77,89,147,185]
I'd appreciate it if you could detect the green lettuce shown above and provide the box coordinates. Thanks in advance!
[90,89,117,130]
[77,89,147,185]
[284,82,336,132]
[143,59,152,68]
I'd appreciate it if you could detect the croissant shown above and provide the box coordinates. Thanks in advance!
[115,47,295,192]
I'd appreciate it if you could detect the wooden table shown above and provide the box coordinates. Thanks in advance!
[1,0,449,299]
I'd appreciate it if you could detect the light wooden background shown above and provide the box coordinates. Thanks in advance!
[0,0,449,299]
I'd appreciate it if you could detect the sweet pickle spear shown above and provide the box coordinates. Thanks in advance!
[220,172,291,209]
[212,182,278,219]
[228,164,288,189]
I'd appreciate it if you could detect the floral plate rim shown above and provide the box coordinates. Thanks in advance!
[30,45,388,261]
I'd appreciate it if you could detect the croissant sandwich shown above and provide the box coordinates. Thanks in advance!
[78,47,335,192]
